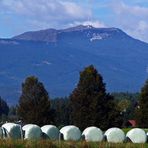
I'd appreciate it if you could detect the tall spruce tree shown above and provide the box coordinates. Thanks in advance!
[70,65,122,130]
[18,76,53,126]
[136,79,148,127]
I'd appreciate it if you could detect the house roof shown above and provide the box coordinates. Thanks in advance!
[128,120,136,127]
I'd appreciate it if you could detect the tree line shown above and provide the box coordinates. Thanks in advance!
[0,65,147,129]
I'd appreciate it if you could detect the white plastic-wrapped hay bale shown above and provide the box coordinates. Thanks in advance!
[41,125,59,140]
[60,125,81,141]
[104,127,125,143]
[82,126,103,142]
[126,128,147,143]
[22,124,42,140]
[2,123,22,139]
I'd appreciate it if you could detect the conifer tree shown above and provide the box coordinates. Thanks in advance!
[18,76,53,126]
[136,79,148,127]
[0,97,9,120]
[70,65,122,130]
[51,97,70,126]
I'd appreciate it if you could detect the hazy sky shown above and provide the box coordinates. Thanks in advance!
[0,0,148,42]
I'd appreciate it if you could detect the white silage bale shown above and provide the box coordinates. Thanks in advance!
[2,123,22,139]
[104,127,125,143]
[60,125,81,141]
[22,124,42,140]
[41,125,59,140]
[126,128,147,143]
[82,126,103,142]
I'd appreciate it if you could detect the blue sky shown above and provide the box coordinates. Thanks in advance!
[0,0,148,42]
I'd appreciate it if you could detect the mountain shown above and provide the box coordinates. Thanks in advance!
[0,25,148,104]
[13,25,129,42]
[13,28,58,42]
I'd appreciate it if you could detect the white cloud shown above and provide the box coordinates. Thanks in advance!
[110,1,148,42]
[81,20,106,28]
[112,1,148,18]
[68,20,106,28]
[128,21,148,42]
[0,0,92,29]
[61,1,91,19]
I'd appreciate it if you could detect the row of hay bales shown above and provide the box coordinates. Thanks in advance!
[0,123,147,143]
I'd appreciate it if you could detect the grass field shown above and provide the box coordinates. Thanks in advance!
[0,139,148,148]
[0,128,148,147]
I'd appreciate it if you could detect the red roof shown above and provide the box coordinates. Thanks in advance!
[128,120,136,127]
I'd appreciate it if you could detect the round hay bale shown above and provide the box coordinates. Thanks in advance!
[82,126,103,142]
[2,123,22,139]
[104,127,125,143]
[22,124,42,140]
[126,128,147,143]
[60,125,81,141]
[41,125,59,140]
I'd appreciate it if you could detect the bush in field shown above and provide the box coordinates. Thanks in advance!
[70,65,122,130]
[18,76,54,126]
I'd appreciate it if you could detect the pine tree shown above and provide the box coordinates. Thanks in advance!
[18,76,53,126]
[0,97,9,121]
[51,97,70,126]
[136,79,148,127]
[70,65,122,130]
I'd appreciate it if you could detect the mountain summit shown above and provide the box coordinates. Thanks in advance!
[0,25,148,104]
[13,25,129,42]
